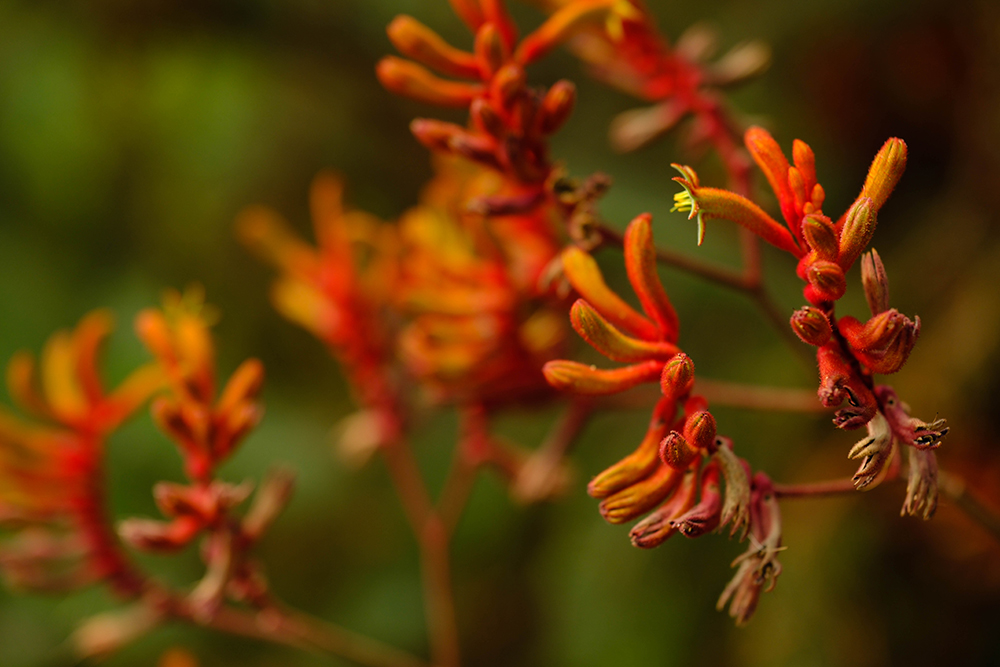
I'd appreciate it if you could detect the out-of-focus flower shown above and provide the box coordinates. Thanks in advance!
[135,288,264,481]
[0,311,163,594]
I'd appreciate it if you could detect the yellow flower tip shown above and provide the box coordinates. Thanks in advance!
[670,169,706,245]
[861,137,907,213]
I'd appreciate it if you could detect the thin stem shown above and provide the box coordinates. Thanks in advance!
[419,517,461,667]
[195,604,429,667]
[939,470,1000,543]
[694,378,827,413]
[438,442,480,536]
[772,477,858,499]
[379,440,462,667]
[511,399,592,503]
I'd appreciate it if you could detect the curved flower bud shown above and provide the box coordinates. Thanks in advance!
[599,463,683,524]
[848,412,895,491]
[661,353,695,401]
[474,22,507,78]
[861,249,890,316]
[801,214,838,261]
[660,431,698,470]
[672,462,722,537]
[805,260,847,303]
[839,309,920,375]
[588,398,675,498]
[569,300,679,363]
[860,137,907,214]
[538,80,576,135]
[744,126,797,230]
[837,197,876,270]
[543,359,662,395]
[609,100,685,153]
[671,164,802,256]
[683,410,717,451]
[629,470,699,548]
[560,246,658,339]
[491,63,526,108]
[902,448,938,520]
[376,56,483,107]
[387,16,480,79]
[624,213,680,341]
[790,306,832,346]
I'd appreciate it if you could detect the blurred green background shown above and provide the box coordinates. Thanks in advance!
[1,0,999,665]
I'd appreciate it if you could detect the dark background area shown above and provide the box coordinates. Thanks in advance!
[1,0,999,665]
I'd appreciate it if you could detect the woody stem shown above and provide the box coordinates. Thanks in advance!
[694,378,827,413]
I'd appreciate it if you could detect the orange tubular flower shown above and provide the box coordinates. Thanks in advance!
[544,213,760,614]
[0,311,163,595]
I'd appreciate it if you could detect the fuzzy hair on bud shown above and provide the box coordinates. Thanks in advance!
[861,249,890,316]
[838,197,876,270]
[861,137,907,214]
[661,353,695,401]
[790,306,832,346]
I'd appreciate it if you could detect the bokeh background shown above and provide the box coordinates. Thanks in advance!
[1,0,1000,665]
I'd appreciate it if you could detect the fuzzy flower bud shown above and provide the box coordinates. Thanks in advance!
[790,306,831,346]
[861,249,890,316]
[683,410,717,451]
[538,80,576,135]
[629,470,699,548]
[376,56,482,107]
[801,214,839,261]
[671,463,722,537]
[860,137,907,214]
[806,260,847,303]
[543,359,663,395]
[588,398,675,498]
[661,353,695,401]
[386,15,479,79]
[839,309,920,375]
[714,445,751,539]
[837,196,876,270]
[660,431,699,470]
[599,464,683,524]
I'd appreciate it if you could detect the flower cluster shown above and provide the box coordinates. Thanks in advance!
[672,128,948,506]
[542,213,781,622]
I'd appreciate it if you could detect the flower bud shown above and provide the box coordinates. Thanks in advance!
[806,259,846,303]
[588,398,675,498]
[683,410,717,450]
[599,464,683,524]
[474,22,507,78]
[816,344,878,429]
[744,126,796,228]
[861,249,890,316]
[543,359,662,395]
[409,118,463,152]
[386,15,479,79]
[629,470,698,548]
[861,137,907,213]
[376,56,482,107]
[624,213,680,341]
[801,214,838,261]
[671,462,722,537]
[491,63,525,108]
[118,516,201,552]
[839,309,920,375]
[538,80,576,135]
[470,98,506,138]
[790,306,832,346]
[837,196,875,270]
[660,353,695,401]
[659,431,698,470]
[708,40,771,87]
[570,300,679,363]
[560,246,658,339]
